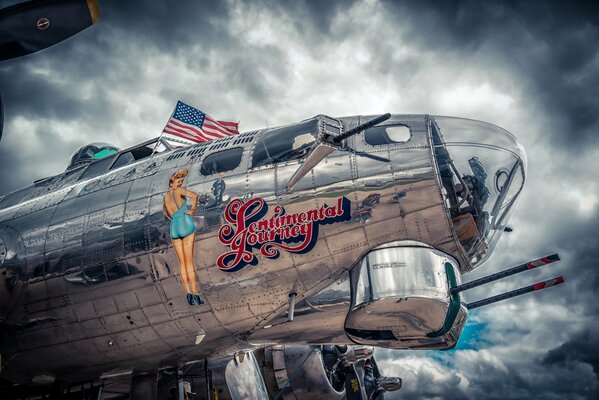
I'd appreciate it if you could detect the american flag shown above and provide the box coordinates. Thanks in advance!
[162,101,239,145]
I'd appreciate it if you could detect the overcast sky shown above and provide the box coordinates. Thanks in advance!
[1,1,598,398]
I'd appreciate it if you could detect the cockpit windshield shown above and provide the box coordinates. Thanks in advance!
[431,116,527,269]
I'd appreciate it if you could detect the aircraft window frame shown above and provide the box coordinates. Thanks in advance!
[251,120,319,169]
[200,147,244,176]
[364,124,412,146]
[110,152,136,170]
[77,155,117,181]
[109,137,169,171]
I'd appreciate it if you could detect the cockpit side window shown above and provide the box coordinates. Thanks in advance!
[364,125,411,145]
[200,147,244,175]
[77,155,116,181]
[110,152,136,170]
[110,142,160,171]
[251,120,318,169]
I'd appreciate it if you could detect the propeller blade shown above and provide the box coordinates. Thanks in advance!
[0,0,100,62]
[343,364,365,400]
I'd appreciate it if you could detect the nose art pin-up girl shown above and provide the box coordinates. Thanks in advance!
[163,168,204,305]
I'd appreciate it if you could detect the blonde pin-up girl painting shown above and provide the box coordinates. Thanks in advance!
[163,168,204,305]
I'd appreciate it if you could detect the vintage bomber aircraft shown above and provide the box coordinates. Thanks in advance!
[0,110,565,399]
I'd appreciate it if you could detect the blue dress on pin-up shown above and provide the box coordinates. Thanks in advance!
[169,191,195,239]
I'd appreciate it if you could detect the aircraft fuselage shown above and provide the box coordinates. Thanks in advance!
[0,113,526,383]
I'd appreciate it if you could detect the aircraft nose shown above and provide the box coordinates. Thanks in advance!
[430,116,527,270]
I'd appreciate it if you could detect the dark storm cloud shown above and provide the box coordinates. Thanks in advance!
[446,174,599,399]
[0,0,297,136]
[98,1,234,53]
[272,0,344,36]
[0,114,80,193]
[0,144,23,193]
[0,0,235,125]
[382,0,599,150]
[543,329,599,378]
[0,63,113,123]
[508,152,599,312]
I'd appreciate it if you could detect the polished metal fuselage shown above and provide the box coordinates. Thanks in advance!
[0,114,466,383]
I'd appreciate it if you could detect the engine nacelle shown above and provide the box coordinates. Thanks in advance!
[255,345,346,400]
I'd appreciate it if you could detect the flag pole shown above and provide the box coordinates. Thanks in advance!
[151,101,179,155]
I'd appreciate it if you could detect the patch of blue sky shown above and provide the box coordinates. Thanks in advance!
[453,311,490,351]
[418,313,492,369]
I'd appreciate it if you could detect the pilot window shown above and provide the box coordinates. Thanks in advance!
[111,152,136,170]
[77,155,116,181]
[110,143,160,170]
[251,120,318,168]
[200,147,243,175]
[364,125,411,145]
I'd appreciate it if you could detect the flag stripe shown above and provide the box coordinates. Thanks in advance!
[217,120,238,127]
[171,119,224,140]
[206,115,238,134]
[168,120,204,136]
[165,126,212,143]
[164,124,212,142]
[164,124,204,141]
[203,124,232,136]
[168,120,217,141]
[169,121,223,141]
[204,116,234,136]
[216,121,239,134]
[204,121,238,136]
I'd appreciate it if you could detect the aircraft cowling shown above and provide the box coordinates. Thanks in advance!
[178,346,346,400]
[254,345,347,400]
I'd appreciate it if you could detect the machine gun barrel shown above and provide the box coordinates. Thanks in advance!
[332,113,391,143]
[466,276,564,310]
[450,254,560,295]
